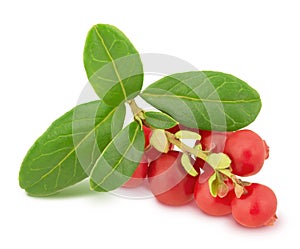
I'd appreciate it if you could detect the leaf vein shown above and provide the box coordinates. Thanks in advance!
[93,26,127,101]
[142,92,260,104]
[94,124,139,187]
[27,106,118,188]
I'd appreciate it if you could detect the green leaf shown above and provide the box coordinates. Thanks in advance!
[149,129,170,153]
[84,24,143,106]
[206,153,231,170]
[181,153,198,176]
[90,121,144,192]
[175,130,201,140]
[19,101,125,196]
[140,71,261,131]
[144,111,178,129]
[208,172,218,197]
[217,181,229,198]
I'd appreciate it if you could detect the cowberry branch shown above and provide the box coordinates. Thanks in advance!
[165,131,208,161]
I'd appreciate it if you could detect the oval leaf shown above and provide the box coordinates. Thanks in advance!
[144,111,178,129]
[140,71,261,131]
[175,130,201,140]
[84,24,143,106]
[181,153,198,177]
[150,129,169,153]
[19,101,125,196]
[208,172,218,197]
[206,153,231,170]
[90,121,144,192]
[217,181,229,198]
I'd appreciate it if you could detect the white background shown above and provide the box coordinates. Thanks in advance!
[1,0,299,248]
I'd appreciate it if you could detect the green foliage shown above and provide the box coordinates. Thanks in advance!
[84,24,143,106]
[19,101,125,196]
[141,71,261,131]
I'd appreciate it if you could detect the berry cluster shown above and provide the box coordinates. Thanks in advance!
[123,125,277,228]
[18,24,278,230]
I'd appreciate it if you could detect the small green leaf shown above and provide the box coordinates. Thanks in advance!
[90,121,144,192]
[19,101,125,196]
[140,71,261,131]
[206,153,231,170]
[144,111,178,129]
[234,184,245,198]
[208,172,218,197]
[150,129,169,153]
[181,153,198,176]
[175,130,201,140]
[84,24,143,106]
[217,181,229,198]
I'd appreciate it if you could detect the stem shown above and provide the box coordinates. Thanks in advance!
[127,99,146,127]
[127,99,144,118]
[165,131,208,161]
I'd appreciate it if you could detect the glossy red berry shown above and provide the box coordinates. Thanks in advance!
[148,151,197,206]
[224,130,269,176]
[166,124,181,134]
[231,183,277,227]
[194,169,235,216]
[198,130,232,152]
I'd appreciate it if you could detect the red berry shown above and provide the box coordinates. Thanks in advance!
[143,143,175,163]
[197,162,214,183]
[194,130,231,168]
[143,146,163,163]
[166,124,181,134]
[194,172,235,216]
[231,183,277,227]
[263,140,270,159]
[148,151,197,206]
[123,157,148,188]
[198,130,232,152]
[224,130,269,176]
